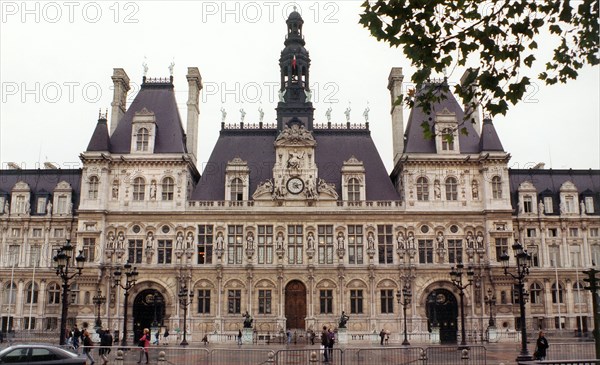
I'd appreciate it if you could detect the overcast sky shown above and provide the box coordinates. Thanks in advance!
[1,1,598,173]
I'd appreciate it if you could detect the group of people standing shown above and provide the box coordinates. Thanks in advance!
[66,325,113,365]
[320,326,336,363]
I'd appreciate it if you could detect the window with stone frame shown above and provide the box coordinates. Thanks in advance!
[552,282,564,303]
[26,282,38,304]
[593,245,600,267]
[14,194,26,214]
[3,282,16,305]
[526,228,536,237]
[36,197,46,214]
[161,177,174,201]
[416,177,429,201]
[530,283,543,304]
[377,225,394,264]
[585,196,595,213]
[549,246,561,267]
[523,195,533,213]
[418,239,434,264]
[227,225,244,265]
[56,196,68,214]
[197,225,213,265]
[317,225,334,264]
[544,196,554,213]
[24,317,36,330]
[7,245,19,266]
[47,283,61,304]
[136,127,149,151]
[197,289,210,314]
[128,239,143,264]
[347,178,361,201]
[569,228,579,237]
[441,128,455,150]
[230,178,244,201]
[565,195,575,213]
[445,177,458,200]
[494,237,508,261]
[319,289,333,314]
[133,177,145,201]
[380,289,394,314]
[350,289,364,314]
[573,282,585,304]
[527,245,539,267]
[227,289,241,314]
[347,225,364,264]
[45,317,58,330]
[257,225,273,264]
[258,289,272,314]
[29,245,41,267]
[287,225,303,264]
[88,176,99,199]
[447,239,463,264]
[591,228,600,237]
[82,238,95,262]
[492,176,502,199]
[157,240,173,264]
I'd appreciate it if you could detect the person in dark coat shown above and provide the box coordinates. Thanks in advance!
[320,326,330,363]
[99,329,113,365]
[535,330,549,360]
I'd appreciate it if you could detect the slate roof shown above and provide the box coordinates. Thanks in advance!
[403,89,481,154]
[508,169,600,215]
[0,169,82,214]
[108,81,187,154]
[86,117,111,151]
[191,129,400,201]
[479,118,504,152]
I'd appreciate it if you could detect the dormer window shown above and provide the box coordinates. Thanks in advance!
[136,128,149,151]
[161,177,174,201]
[434,108,460,154]
[230,178,244,201]
[88,176,99,199]
[523,195,533,213]
[585,196,595,213]
[559,181,578,215]
[341,156,365,202]
[445,177,458,200]
[225,158,249,201]
[36,197,46,214]
[492,176,502,199]
[133,177,145,201]
[347,178,361,202]
[441,128,454,151]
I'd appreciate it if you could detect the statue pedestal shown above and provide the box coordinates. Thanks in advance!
[430,327,440,344]
[337,328,348,344]
[242,328,253,344]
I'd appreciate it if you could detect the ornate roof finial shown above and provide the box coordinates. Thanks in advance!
[293,5,297,12]
[220,106,227,123]
[240,108,246,123]
[169,59,175,76]
[258,106,264,124]
[344,102,352,123]
[363,101,370,123]
[142,56,149,77]
[325,104,332,123]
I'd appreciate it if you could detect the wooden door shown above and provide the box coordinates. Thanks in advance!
[285,280,306,330]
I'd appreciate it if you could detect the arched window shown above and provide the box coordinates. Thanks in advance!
[88,176,99,199]
[573,282,585,304]
[441,128,454,151]
[161,177,174,201]
[445,177,458,200]
[136,128,149,151]
[26,282,39,304]
[552,282,564,303]
[3,282,17,304]
[133,177,145,201]
[492,176,502,199]
[48,283,61,304]
[230,178,244,201]
[416,177,429,201]
[530,283,543,304]
[348,178,360,201]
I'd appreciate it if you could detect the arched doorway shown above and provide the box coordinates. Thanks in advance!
[284,280,306,330]
[426,288,458,344]
[133,289,165,343]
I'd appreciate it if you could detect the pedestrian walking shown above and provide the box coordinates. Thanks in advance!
[320,326,330,363]
[137,328,150,364]
[99,329,113,365]
[379,329,385,345]
[534,330,549,360]
[163,329,169,346]
[72,325,81,350]
[326,329,335,361]
[237,329,242,346]
[82,329,95,365]
[152,330,160,345]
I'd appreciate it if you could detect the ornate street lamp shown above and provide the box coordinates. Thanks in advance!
[151,290,163,328]
[396,284,412,345]
[53,239,86,346]
[484,288,496,327]
[449,263,474,347]
[92,289,106,328]
[178,286,193,346]
[113,262,138,347]
[500,240,532,362]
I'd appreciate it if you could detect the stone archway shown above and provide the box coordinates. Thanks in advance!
[132,289,165,343]
[426,288,458,344]
[284,280,307,330]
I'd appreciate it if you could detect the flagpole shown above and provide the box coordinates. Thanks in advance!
[8,251,17,332]
[575,267,584,334]
[553,259,562,331]
[28,249,39,330]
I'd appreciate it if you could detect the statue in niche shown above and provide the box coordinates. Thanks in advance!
[46,201,52,216]
[407,232,415,248]
[436,232,445,248]
[117,232,125,249]
[471,180,479,199]
[186,232,194,249]
[307,232,315,249]
[149,181,157,200]
[466,232,475,248]
[367,232,375,250]
[397,232,405,250]
[215,232,224,251]
[476,232,484,249]
[112,181,119,199]
[287,150,305,169]
[107,232,115,249]
[434,180,441,199]
[176,232,184,250]
[337,233,345,250]
[146,232,155,249]
[246,232,254,250]
[276,232,284,249]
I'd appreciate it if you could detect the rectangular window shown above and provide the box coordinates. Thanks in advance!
[380,289,394,314]
[157,240,172,264]
[257,225,273,264]
[57,196,67,214]
[197,290,210,314]
[15,195,26,213]
[227,289,241,314]
[23,317,36,330]
[197,225,213,265]
[549,246,561,267]
[524,196,533,213]
[258,290,272,314]
[569,228,579,237]
[350,289,363,314]
[590,228,599,237]
[495,237,508,261]
[377,225,393,264]
[0,197,4,214]
[29,246,41,267]
[31,228,42,238]
[128,239,143,264]
[418,239,434,264]
[527,245,539,267]
[7,245,19,266]
[526,228,536,237]
[227,225,244,265]
[287,225,303,264]
[347,225,364,265]
[318,225,334,264]
[45,317,58,330]
[593,246,600,267]
[447,239,463,264]
[319,290,333,314]
[54,228,64,238]
[585,197,595,214]
[570,246,581,267]
[11,228,20,237]
[548,228,558,237]
[83,238,95,262]
[565,196,575,213]
[544,197,554,213]
[36,197,46,214]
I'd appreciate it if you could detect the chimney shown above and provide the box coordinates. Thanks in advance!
[110,68,131,135]
[186,67,202,164]
[388,67,404,166]
[460,68,481,135]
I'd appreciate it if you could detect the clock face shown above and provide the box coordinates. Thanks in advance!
[286,177,304,194]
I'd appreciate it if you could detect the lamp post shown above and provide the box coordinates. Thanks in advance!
[178,286,193,346]
[92,289,106,328]
[53,239,86,346]
[151,290,163,328]
[485,288,496,327]
[396,284,412,345]
[500,240,532,362]
[449,263,474,347]
[113,262,138,347]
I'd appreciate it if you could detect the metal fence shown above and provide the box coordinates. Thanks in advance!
[547,342,596,361]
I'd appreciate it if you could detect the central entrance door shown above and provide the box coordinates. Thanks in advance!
[426,289,458,344]
[133,289,165,343]
[284,280,306,330]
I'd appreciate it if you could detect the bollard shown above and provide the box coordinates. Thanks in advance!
[309,351,318,364]
[266,350,275,364]
[114,349,124,365]
[461,348,470,365]
[157,350,166,364]
[419,348,427,365]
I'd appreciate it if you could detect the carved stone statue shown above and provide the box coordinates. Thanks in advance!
[317,179,338,199]
[243,311,253,328]
[186,232,194,249]
[146,232,155,249]
[367,232,375,250]
[215,232,225,251]
[344,106,351,122]
[287,150,305,169]
[117,232,125,249]
[142,57,148,77]
[580,200,586,215]
[434,180,441,199]
[538,200,545,215]
[149,181,157,200]
[220,107,227,123]
[168,61,175,76]
[363,105,370,123]
[397,232,405,250]
[559,202,566,215]
[176,232,184,250]
[278,89,287,103]
[338,311,350,329]
[258,107,264,123]
[304,89,312,103]
[253,179,274,198]
[476,232,484,249]
[46,201,52,216]
[325,106,332,123]
[436,232,444,248]
[276,232,284,249]
[305,178,317,199]
[240,108,246,123]
[307,232,315,249]
[466,232,475,248]
[107,232,115,249]
[407,232,415,248]
[471,180,479,200]
[246,232,254,250]
[337,233,345,250]
[112,181,119,199]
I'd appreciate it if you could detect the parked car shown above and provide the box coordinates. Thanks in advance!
[0,344,87,364]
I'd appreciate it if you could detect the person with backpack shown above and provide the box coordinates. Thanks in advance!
[82,329,95,364]
[72,325,81,350]
[137,328,150,364]
[99,329,113,365]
